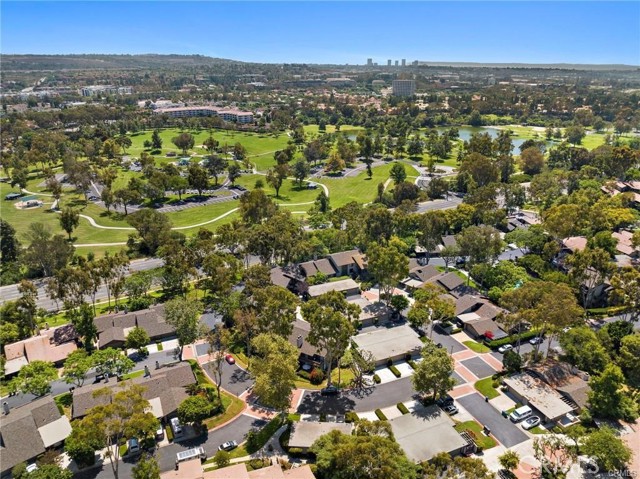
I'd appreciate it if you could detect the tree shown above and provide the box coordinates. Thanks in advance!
[325,151,345,173]
[172,132,195,154]
[456,225,502,282]
[115,135,132,154]
[439,245,460,272]
[0,219,21,263]
[206,155,228,185]
[113,189,141,216]
[618,333,640,387]
[11,360,58,396]
[559,327,609,374]
[533,435,577,479]
[23,223,75,277]
[16,279,38,333]
[588,363,638,421]
[164,297,204,360]
[71,383,159,479]
[344,348,375,390]
[63,349,93,387]
[227,163,241,185]
[311,430,418,479]
[151,130,163,150]
[253,285,299,337]
[519,146,545,175]
[302,292,357,388]
[566,125,585,145]
[503,350,523,373]
[213,450,230,469]
[409,284,455,335]
[177,395,218,426]
[187,163,209,196]
[92,348,135,379]
[389,162,407,185]
[293,159,310,187]
[567,248,614,308]
[70,302,98,350]
[390,294,409,316]
[498,450,520,474]
[239,189,277,225]
[367,241,409,304]
[203,134,218,154]
[412,341,455,400]
[125,327,150,355]
[422,453,494,479]
[266,163,289,197]
[250,333,299,413]
[127,209,173,255]
[582,426,632,472]
[132,454,160,479]
[609,267,640,322]
[207,324,230,401]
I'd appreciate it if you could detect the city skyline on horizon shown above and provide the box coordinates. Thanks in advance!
[1,1,639,66]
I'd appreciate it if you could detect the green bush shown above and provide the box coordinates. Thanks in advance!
[486,330,539,349]
[12,463,27,479]
[397,403,409,415]
[248,458,269,470]
[345,411,359,423]
[408,360,418,369]
[389,365,401,378]
[373,374,381,384]
[309,368,325,385]
[450,327,462,334]
[297,370,311,381]
[288,447,305,457]
[375,409,387,421]
[165,425,174,442]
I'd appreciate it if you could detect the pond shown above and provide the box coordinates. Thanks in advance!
[435,126,550,155]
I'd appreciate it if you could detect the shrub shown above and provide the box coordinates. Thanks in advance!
[397,403,409,415]
[248,458,269,470]
[389,365,401,378]
[165,425,174,442]
[486,330,539,349]
[450,327,462,334]
[345,411,359,423]
[386,358,393,367]
[128,297,152,312]
[373,374,381,384]
[213,450,230,469]
[375,409,387,421]
[297,369,311,381]
[309,368,325,385]
[408,360,418,369]
[492,379,501,389]
[12,463,27,479]
[288,447,305,457]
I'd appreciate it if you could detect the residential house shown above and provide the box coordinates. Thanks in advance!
[612,230,639,259]
[455,296,508,340]
[270,266,308,296]
[94,304,175,349]
[352,324,423,365]
[0,396,73,476]
[161,458,316,479]
[71,361,196,420]
[307,278,360,298]
[425,271,476,298]
[3,324,78,376]
[288,319,327,369]
[288,421,354,452]
[327,250,366,277]
[554,236,587,272]
[601,180,640,208]
[347,296,392,327]
[298,259,337,279]
[527,360,590,412]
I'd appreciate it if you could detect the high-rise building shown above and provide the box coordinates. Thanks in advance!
[392,79,416,97]
[395,60,399,66]
[387,59,392,66]
[401,59,406,67]
[367,58,373,66]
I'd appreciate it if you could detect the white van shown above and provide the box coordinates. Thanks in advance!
[176,447,206,468]
[509,405,532,422]
[170,417,183,438]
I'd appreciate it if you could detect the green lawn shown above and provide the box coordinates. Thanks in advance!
[463,341,491,354]
[303,124,365,136]
[454,420,497,449]
[316,162,394,207]
[474,377,500,399]
[234,175,319,205]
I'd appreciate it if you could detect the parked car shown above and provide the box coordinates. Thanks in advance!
[170,417,183,438]
[436,394,454,407]
[522,416,541,430]
[498,344,513,354]
[225,354,235,365]
[509,405,533,423]
[320,386,339,396]
[218,440,238,452]
[128,437,140,454]
[26,464,38,473]
[529,336,544,345]
[155,425,165,441]
[443,404,459,415]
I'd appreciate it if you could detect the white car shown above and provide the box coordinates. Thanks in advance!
[522,416,541,430]
[529,336,543,345]
[498,344,513,354]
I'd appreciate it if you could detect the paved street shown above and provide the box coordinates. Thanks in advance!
[75,414,265,479]
[0,258,164,311]
[457,393,528,448]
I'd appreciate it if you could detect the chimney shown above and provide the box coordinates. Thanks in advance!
[2,402,9,415]
[297,335,303,348]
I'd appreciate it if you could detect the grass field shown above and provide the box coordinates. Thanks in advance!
[303,124,365,136]
[316,161,394,207]
[234,174,319,205]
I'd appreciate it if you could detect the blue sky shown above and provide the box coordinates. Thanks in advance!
[2,1,639,65]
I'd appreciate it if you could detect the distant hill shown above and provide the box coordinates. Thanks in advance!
[0,54,241,71]
[415,61,639,71]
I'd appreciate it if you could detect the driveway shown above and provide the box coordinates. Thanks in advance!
[459,357,497,379]
[202,361,254,397]
[457,393,528,448]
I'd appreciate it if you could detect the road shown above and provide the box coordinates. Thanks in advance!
[0,258,164,311]
[75,414,266,479]
[1,348,180,408]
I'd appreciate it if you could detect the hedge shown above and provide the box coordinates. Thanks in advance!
[485,330,539,349]
[389,365,401,378]
[408,360,418,369]
[397,403,409,415]
[375,409,387,421]
[345,411,359,423]
[373,374,381,384]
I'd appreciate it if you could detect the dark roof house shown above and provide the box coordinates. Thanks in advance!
[95,304,174,349]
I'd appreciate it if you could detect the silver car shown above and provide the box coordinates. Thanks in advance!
[522,416,541,430]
